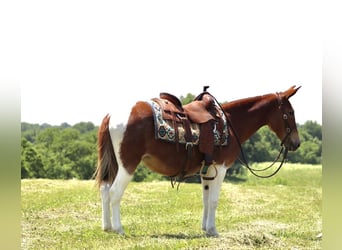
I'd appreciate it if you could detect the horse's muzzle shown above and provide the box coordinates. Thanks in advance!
[288,139,300,151]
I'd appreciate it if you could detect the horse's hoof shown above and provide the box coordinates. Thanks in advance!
[206,228,219,237]
[103,226,125,235]
[112,228,125,235]
[103,226,112,232]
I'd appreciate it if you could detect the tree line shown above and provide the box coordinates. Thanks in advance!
[21,119,321,181]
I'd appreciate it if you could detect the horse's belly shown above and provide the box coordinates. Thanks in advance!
[141,154,179,176]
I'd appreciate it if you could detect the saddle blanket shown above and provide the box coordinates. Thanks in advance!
[148,100,229,146]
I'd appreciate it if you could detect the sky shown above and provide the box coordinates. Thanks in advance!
[9,1,321,126]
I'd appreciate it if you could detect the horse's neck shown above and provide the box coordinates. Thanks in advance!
[223,94,276,143]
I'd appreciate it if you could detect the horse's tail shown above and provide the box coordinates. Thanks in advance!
[94,114,118,188]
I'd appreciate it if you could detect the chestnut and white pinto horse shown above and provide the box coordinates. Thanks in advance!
[94,86,301,236]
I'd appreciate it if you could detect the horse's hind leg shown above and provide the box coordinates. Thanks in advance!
[100,182,111,231]
[109,164,133,234]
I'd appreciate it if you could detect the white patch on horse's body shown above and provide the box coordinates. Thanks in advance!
[201,163,229,236]
[109,121,126,159]
[100,121,133,234]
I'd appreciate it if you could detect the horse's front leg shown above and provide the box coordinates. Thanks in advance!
[201,164,227,237]
[201,180,209,232]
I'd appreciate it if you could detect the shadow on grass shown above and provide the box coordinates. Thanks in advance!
[225,175,247,184]
[164,174,248,184]
[151,233,205,239]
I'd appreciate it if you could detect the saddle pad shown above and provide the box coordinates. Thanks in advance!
[148,100,229,145]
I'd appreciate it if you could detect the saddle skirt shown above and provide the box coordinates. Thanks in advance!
[148,93,229,146]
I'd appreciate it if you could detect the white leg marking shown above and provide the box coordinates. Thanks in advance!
[110,165,133,234]
[110,124,133,234]
[201,182,209,231]
[201,164,227,237]
[100,182,111,231]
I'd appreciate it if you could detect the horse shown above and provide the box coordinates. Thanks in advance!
[94,85,301,236]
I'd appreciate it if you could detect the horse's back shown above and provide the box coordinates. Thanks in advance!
[126,101,154,123]
[108,100,153,139]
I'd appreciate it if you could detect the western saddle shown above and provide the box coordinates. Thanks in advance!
[152,88,226,178]
[154,91,223,123]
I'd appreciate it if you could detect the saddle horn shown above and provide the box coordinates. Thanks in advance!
[203,86,210,92]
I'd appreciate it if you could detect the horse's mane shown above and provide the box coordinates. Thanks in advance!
[222,93,275,113]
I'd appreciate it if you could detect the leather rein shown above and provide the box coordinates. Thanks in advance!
[224,93,293,178]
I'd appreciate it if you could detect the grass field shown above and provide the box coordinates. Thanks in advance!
[21,163,322,249]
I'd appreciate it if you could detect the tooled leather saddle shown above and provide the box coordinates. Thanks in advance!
[149,91,228,147]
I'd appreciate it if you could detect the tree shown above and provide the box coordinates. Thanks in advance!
[36,127,61,150]
[73,122,95,133]
[301,121,322,140]
[21,122,41,143]
[21,138,44,178]
[287,124,322,164]
[180,93,195,105]
[242,131,269,162]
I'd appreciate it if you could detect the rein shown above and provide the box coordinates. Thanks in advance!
[220,92,292,179]
[236,136,289,178]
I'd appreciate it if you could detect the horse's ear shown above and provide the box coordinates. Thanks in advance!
[284,85,301,99]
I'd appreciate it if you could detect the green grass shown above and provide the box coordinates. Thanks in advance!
[21,163,322,249]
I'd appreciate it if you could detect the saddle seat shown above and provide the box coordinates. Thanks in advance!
[157,92,216,124]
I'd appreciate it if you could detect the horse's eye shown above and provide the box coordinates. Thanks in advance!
[289,110,294,116]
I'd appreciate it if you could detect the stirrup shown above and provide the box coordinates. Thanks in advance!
[201,165,209,175]
[200,161,218,180]
[200,161,211,175]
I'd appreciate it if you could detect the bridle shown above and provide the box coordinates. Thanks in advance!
[228,93,295,178]
[276,92,294,148]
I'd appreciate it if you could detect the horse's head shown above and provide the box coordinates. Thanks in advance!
[268,85,301,151]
